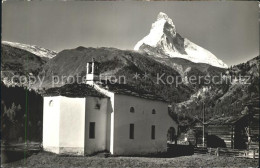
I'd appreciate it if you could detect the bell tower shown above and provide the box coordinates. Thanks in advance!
[86,58,100,85]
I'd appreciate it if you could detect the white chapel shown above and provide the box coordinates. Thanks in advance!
[42,59,178,155]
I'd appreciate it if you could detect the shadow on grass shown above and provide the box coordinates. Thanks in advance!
[52,145,194,159]
[1,143,42,164]
[2,144,194,164]
[110,144,194,158]
[1,149,41,164]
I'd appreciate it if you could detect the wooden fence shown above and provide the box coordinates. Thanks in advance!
[1,142,42,151]
[207,147,259,159]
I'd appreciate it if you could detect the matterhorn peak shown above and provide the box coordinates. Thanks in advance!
[156,12,174,25]
[134,12,228,68]
[157,12,169,20]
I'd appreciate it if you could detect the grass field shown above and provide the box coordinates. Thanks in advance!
[2,151,259,168]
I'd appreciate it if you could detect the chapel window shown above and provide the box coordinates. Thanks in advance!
[130,107,135,113]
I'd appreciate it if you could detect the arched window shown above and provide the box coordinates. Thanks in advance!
[49,100,53,107]
[152,109,156,114]
[88,62,93,74]
[130,107,135,113]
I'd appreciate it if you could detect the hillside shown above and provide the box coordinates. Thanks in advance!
[174,56,260,127]
[1,43,224,103]
[1,44,47,76]
[41,47,193,103]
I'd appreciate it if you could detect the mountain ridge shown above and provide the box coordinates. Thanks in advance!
[2,41,57,59]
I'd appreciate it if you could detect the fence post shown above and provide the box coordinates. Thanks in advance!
[215,147,219,156]
[253,149,255,159]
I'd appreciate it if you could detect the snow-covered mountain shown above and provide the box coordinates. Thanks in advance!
[2,41,57,59]
[134,12,228,69]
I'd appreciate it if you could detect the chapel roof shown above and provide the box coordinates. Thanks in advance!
[94,80,168,102]
[43,81,167,102]
[43,83,107,98]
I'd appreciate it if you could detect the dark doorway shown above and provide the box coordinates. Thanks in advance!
[167,127,176,143]
[234,127,247,149]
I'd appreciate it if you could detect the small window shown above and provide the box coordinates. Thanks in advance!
[151,125,155,140]
[89,122,95,139]
[53,77,58,82]
[130,124,134,139]
[88,63,92,74]
[49,100,53,107]
[130,107,135,113]
[95,104,100,109]
[152,109,156,114]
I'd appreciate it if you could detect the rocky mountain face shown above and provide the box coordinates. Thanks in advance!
[134,12,228,69]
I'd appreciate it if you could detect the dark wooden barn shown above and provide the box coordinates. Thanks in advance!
[205,115,249,149]
[177,100,259,150]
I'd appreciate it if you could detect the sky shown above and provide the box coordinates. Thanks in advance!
[2,1,259,66]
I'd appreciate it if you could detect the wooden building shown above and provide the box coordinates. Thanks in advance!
[248,107,259,150]
[244,100,259,150]
[205,115,249,149]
